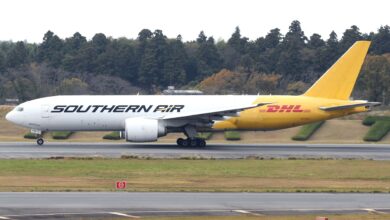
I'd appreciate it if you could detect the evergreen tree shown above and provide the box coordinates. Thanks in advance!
[162,35,188,86]
[318,31,340,71]
[327,31,339,48]
[64,32,87,54]
[240,54,254,72]
[135,29,153,80]
[308,33,325,49]
[264,28,282,49]
[252,28,282,73]
[360,56,390,104]
[62,43,97,73]
[37,31,64,67]
[63,33,106,73]
[305,33,325,74]
[138,29,153,41]
[6,41,29,68]
[282,20,307,48]
[227,26,248,54]
[371,25,390,54]
[0,52,5,72]
[339,25,363,52]
[92,33,109,54]
[196,31,207,44]
[195,31,223,79]
[95,39,137,82]
[276,20,307,80]
[138,30,168,87]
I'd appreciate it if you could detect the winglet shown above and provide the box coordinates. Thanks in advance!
[304,41,371,100]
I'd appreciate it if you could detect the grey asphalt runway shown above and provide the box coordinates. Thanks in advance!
[0,142,390,160]
[0,192,389,219]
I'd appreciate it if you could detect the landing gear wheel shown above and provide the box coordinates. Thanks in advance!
[181,138,189,147]
[177,137,207,148]
[198,139,206,148]
[189,138,198,147]
[37,138,44,146]
[177,138,184,146]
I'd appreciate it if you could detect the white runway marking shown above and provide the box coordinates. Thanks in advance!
[363,208,387,214]
[233,210,264,216]
[109,212,140,218]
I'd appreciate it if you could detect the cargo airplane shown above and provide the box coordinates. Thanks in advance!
[6,41,379,147]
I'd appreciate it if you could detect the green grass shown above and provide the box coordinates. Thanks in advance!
[292,121,325,141]
[52,131,73,139]
[362,116,390,141]
[364,121,390,142]
[362,116,377,126]
[362,116,390,126]
[196,132,213,140]
[224,131,241,140]
[103,131,121,140]
[23,132,39,139]
[0,159,389,192]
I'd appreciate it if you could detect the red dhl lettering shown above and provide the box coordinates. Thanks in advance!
[261,105,310,113]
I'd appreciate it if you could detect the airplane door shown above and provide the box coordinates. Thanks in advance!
[41,105,50,119]
[40,105,51,130]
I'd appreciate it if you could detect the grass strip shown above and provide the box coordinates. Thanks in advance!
[364,120,390,141]
[52,131,73,139]
[103,131,121,140]
[24,132,39,139]
[362,116,390,126]
[196,132,213,140]
[224,131,241,140]
[292,121,324,141]
[0,159,389,192]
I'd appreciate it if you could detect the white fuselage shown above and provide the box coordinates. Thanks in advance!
[6,95,257,132]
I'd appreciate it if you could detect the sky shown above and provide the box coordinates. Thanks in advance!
[0,0,389,43]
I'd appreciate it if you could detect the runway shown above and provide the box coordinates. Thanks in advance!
[0,142,390,160]
[0,192,389,219]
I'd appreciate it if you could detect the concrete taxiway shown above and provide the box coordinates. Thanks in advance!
[0,192,389,219]
[0,142,390,160]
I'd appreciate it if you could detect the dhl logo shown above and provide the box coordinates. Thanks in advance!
[259,105,310,113]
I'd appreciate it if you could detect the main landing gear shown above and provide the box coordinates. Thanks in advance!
[176,138,206,148]
[176,125,207,148]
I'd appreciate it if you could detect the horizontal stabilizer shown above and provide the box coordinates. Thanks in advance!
[319,102,381,111]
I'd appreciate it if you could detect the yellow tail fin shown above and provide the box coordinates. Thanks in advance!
[304,41,371,100]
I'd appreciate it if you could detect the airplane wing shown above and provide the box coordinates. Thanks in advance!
[319,102,381,111]
[162,102,271,120]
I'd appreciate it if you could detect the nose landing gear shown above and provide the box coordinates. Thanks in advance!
[36,138,44,146]
[30,129,44,146]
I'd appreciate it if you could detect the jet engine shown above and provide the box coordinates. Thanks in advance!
[124,118,166,142]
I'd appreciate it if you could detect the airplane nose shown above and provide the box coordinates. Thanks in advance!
[5,111,19,125]
[5,111,13,122]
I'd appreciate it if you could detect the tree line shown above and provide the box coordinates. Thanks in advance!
[0,20,389,103]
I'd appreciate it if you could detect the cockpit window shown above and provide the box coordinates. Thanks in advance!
[16,107,24,112]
